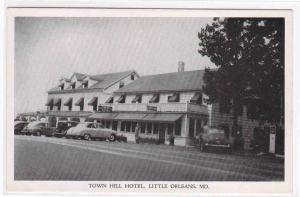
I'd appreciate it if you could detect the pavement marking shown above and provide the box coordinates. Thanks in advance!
[16,136,276,180]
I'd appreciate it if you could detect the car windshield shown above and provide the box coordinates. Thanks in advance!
[14,121,26,126]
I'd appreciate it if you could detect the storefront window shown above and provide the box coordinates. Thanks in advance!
[146,123,152,134]
[153,123,159,134]
[121,122,125,132]
[100,120,105,127]
[141,122,146,133]
[112,121,118,131]
[125,121,131,132]
[105,120,111,129]
[167,124,174,135]
[175,120,181,136]
[132,122,137,133]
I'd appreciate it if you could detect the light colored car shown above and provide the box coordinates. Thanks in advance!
[21,121,46,136]
[66,122,117,141]
[199,126,234,152]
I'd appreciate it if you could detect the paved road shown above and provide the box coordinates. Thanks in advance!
[14,135,284,181]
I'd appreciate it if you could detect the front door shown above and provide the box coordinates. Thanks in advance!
[159,123,166,144]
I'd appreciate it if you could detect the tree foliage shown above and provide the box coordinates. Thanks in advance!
[198,18,284,124]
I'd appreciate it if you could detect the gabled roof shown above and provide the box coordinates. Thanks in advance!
[48,70,136,93]
[115,70,205,94]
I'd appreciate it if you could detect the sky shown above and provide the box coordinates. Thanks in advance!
[15,17,215,115]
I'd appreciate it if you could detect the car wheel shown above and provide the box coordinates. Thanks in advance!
[109,134,116,142]
[36,131,41,136]
[83,134,91,141]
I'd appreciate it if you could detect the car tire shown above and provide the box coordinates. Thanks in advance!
[83,134,91,141]
[36,131,41,136]
[109,134,116,142]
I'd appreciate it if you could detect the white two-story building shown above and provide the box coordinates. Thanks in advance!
[45,70,139,126]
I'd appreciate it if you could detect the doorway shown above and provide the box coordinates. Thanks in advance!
[158,123,166,144]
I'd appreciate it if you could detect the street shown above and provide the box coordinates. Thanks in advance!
[14,135,284,181]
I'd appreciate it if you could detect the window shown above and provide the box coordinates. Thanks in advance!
[112,121,118,131]
[131,74,135,80]
[175,120,182,136]
[168,93,180,102]
[119,81,124,89]
[132,122,137,133]
[60,83,64,90]
[149,94,159,103]
[140,122,146,133]
[189,118,195,138]
[125,122,131,132]
[121,122,126,132]
[68,105,72,111]
[71,82,76,89]
[167,124,174,135]
[80,104,84,111]
[153,123,159,134]
[83,81,88,88]
[100,120,105,127]
[116,95,126,103]
[132,95,142,103]
[146,123,152,134]
[190,92,202,105]
[105,120,111,129]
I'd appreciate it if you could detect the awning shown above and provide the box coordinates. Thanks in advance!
[89,113,119,120]
[190,92,202,104]
[149,94,159,103]
[116,95,126,103]
[88,97,98,106]
[64,98,72,106]
[53,98,62,106]
[75,97,84,106]
[45,98,54,106]
[168,93,180,102]
[105,96,114,103]
[132,95,142,103]
[114,113,148,121]
[143,113,182,123]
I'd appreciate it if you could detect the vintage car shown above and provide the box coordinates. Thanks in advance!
[65,122,117,141]
[21,121,47,136]
[53,120,79,137]
[14,121,28,135]
[199,126,234,152]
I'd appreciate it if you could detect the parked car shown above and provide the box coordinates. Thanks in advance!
[53,120,79,137]
[66,122,117,141]
[14,121,28,135]
[21,121,47,136]
[199,126,234,152]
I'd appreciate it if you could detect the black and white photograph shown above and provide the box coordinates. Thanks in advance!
[5,7,293,195]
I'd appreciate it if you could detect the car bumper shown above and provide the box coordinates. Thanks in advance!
[205,143,231,148]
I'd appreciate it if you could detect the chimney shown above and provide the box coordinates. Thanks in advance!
[178,61,185,72]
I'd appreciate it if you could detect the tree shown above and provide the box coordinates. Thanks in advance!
[198,18,284,131]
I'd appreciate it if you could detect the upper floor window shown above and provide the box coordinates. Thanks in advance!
[83,80,88,88]
[131,74,135,80]
[116,95,126,103]
[149,94,159,103]
[105,96,114,104]
[59,83,64,90]
[71,82,76,89]
[168,93,180,102]
[119,81,124,89]
[132,95,142,103]
[190,92,202,105]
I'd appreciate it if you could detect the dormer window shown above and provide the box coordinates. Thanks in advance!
[83,80,88,88]
[71,82,76,89]
[59,83,64,90]
[131,74,135,80]
[119,81,124,89]
[168,93,180,102]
